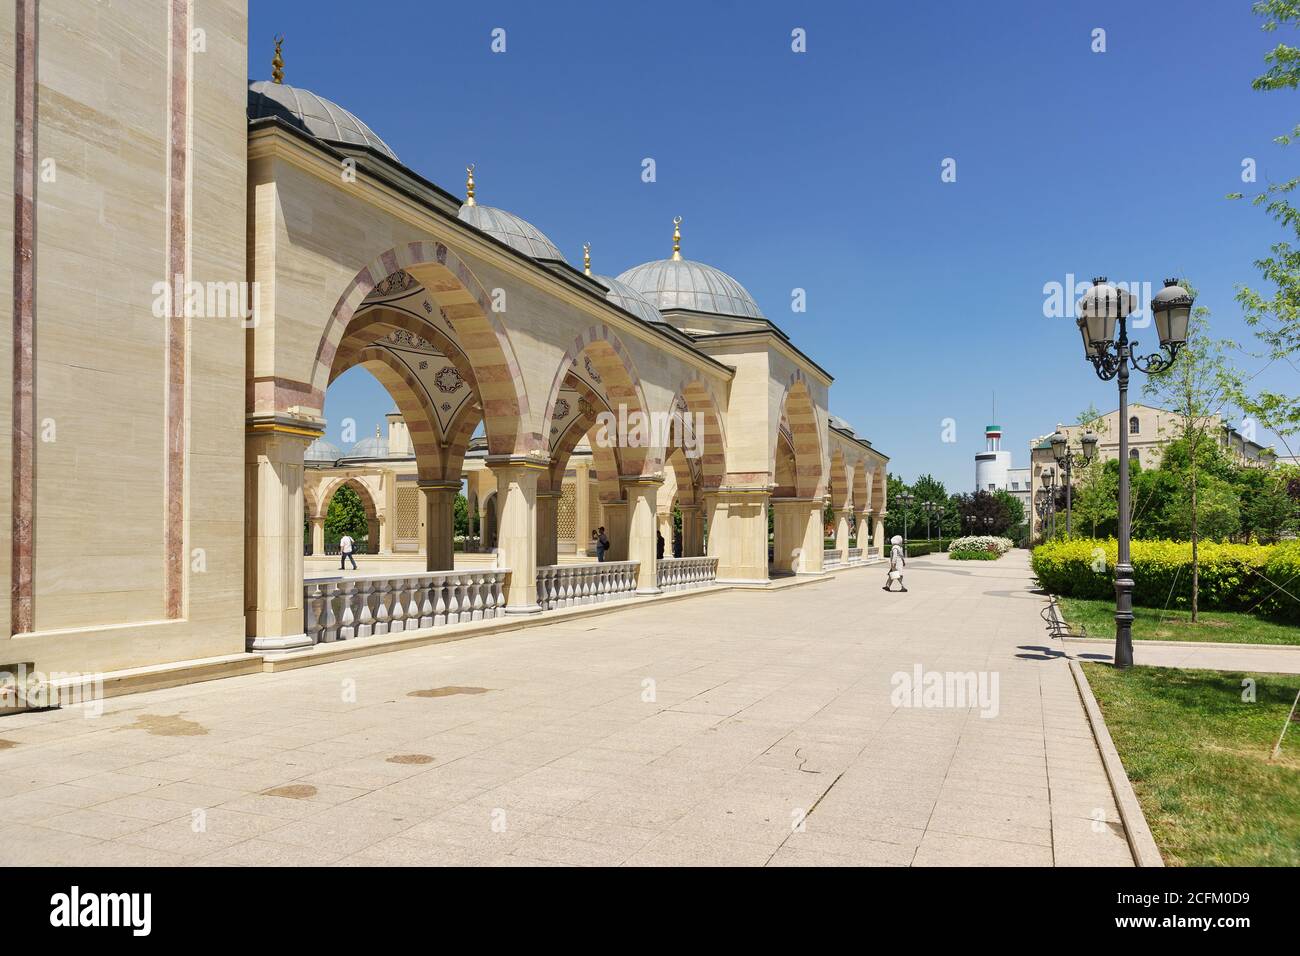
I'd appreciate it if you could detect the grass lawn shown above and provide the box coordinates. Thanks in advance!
[1084,663,1300,866]
[1060,596,1300,645]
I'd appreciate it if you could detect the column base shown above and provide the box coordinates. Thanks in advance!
[246,633,314,655]
[634,587,663,596]
[503,604,542,615]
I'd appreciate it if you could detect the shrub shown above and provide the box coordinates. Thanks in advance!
[1029,538,1290,615]
[904,539,952,557]
[948,535,1013,555]
[949,548,1000,560]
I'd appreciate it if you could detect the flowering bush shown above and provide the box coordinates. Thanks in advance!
[1030,538,1300,621]
[947,536,1013,555]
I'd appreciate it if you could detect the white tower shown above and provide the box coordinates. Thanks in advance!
[975,424,1012,492]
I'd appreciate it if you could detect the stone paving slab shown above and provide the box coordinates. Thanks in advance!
[0,552,1132,866]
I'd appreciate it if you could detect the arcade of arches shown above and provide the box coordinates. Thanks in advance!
[1,9,888,676]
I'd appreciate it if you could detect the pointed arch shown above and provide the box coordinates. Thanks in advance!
[309,241,535,456]
[540,325,651,476]
[772,373,825,499]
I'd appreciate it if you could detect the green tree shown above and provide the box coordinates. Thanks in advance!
[1228,1,1300,459]
[1243,476,1300,542]
[1142,290,1239,621]
[325,485,369,547]
[454,493,469,536]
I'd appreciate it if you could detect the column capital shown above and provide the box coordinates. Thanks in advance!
[484,454,551,471]
[618,474,664,487]
[245,411,325,441]
[417,479,461,493]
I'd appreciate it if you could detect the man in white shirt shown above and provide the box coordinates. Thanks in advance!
[339,533,357,570]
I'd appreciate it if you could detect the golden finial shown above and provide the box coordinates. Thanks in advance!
[583,242,592,276]
[671,216,682,261]
[465,164,476,206]
[272,36,284,84]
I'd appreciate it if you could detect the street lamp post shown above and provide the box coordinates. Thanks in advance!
[1039,466,1057,540]
[1049,428,1098,536]
[899,492,914,552]
[1075,277,1192,668]
[922,501,937,540]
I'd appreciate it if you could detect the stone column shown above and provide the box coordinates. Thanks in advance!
[487,458,545,613]
[369,517,382,555]
[573,460,592,557]
[857,509,872,552]
[873,512,887,552]
[679,504,704,557]
[536,492,561,568]
[245,417,322,653]
[835,508,853,561]
[771,498,821,573]
[657,512,673,558]
[309,516,325,556]
[602,501,628,561]
[621,476,662,593]
[419,480,458,571]
[706,488,771,584]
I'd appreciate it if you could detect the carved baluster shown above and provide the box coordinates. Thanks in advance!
[418,575,434,629]
[337,581,358,640]
[355,579,375,638]
[433,574,448,626]
[373,578,391,635]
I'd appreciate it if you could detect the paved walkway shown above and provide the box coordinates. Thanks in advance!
[0,552,1132,866]
[1062,637,1300,674]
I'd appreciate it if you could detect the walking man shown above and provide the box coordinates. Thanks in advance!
[882,534,907,592]
[595,526,609,562]
[339,532,358,571]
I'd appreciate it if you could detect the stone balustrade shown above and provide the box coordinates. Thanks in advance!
[655,556,719,591]
[535,561,639,611]
[824,548,842,569]
[304,569,508,644]
[847,547,863,564]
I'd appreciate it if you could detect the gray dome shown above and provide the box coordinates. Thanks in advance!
[595,274,664,324]
[346,431,390,459]
[305,437,343,463]
[458,204,564,261]
[616,258,764,319]
[248,81,398,161]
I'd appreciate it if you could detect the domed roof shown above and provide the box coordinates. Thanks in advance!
[458,203,565,261]
[594,274,664,324]
[617,257,764,319]
[304,437,343,463]
[248,81,398,161]
[346,427,390,459]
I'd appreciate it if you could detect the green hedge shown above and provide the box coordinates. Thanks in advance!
[1030,538,1300,622]
[905,539,952,557]
[950,548,999,560]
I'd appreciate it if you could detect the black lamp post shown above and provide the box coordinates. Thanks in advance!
[1049,428,1098,536]
[899,492,914,551]
[1039,466,1057,540]
[1075,277,1192,668]
[922,501,937,540]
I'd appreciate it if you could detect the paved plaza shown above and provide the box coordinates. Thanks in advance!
[0,553,1134,866]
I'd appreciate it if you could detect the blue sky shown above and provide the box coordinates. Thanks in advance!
[250,0,1300,491]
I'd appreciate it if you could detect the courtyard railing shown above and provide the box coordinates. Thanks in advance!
[304,569,508,643]
[847,547,863,564]
[536,561,639,610]
[823,548,841,569]
[655,556,718,591]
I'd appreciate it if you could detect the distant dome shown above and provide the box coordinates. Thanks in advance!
[248,81,398,161]
[346,429,390,459]
[616,258,764,319]
[594,274,664,324]
[304,437,342,463]
[458,204,565,261]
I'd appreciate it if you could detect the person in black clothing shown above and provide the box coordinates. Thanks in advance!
[656,531,665,560]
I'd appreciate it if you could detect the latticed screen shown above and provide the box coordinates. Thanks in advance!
[557,484,577,539]
[396,486,421,540]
